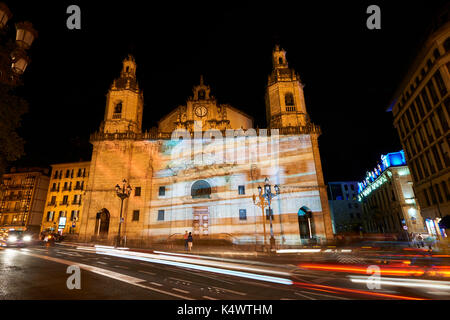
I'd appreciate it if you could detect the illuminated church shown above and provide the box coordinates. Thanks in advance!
[77,46,334,247]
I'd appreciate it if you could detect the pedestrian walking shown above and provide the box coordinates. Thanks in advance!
[183,230,189,251]
[417,234,424,248]
[187,232,193,252]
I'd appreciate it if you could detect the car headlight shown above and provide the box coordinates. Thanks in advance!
[8,236,17,243]
[23,235,31,242]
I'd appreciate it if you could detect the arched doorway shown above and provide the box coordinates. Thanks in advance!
[191,181,211,237]
[95,208,110,239]
[298,206,314,241]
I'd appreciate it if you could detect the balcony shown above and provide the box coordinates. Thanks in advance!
[0,207,27,213]
[50,187,59,192]
[71,200,81,205]
[112,113,121,119]
[2,195,24,201]
[62,187,72,192]
[59,201,69,206]
[74,185,83,191]
[47,201,57,207]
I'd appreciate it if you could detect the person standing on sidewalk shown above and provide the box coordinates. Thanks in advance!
[187,232,193,252]
[183,230,189,251]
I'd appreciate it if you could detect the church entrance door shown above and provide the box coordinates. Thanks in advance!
[95,208,110,239]
[193,207,209,237]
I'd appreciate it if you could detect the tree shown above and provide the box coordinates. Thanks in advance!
[0,82,28,177]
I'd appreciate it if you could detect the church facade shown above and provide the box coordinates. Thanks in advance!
[77,46,334,247]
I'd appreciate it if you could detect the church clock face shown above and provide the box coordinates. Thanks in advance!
[195,105,208,117]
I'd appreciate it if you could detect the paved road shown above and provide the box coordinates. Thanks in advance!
[0,245,448,300]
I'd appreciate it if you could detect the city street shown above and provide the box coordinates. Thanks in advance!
[1,243,449,300]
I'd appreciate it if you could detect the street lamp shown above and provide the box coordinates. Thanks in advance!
[115,179,132,247]
[0,3,37,85]
[252,192,268,251]
[0,2,12,29]
[254,177,280,252]
[15,22,38,49]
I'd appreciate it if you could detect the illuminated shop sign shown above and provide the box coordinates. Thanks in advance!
[357,174,388,201]
[358,150,406,194]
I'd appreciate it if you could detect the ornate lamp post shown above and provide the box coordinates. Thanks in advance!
[115,179,132,247]
[252,192,268,251]
[254,177,280,252]
[0,3,38,86]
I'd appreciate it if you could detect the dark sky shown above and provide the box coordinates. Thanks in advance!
[6,0,449,182]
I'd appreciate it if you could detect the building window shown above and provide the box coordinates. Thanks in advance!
[65,170,70,178]
[70,210,78,221]
[442,181,450,201]
[433,71,447,97]
[135,187,141,196]
[426,151,437,174]
[53,170,58,179]
[77,169,82,177]
[427,81,439,104]
[435,184,444,203]
[432,145,443,171]
[46,211,54,222]
[436,106,449,133]
[158,186,165,196]
[198,89,205,100]
[438,141,450,167]
[285,93,294,106]
[239,209,247,220]
[62,195,68,205]
[114,102,122,114]
[421,90,432,112]
[238,185,245,195]
[50,196,56,205]
[415,97,425,118]
[132,210,140,221]
[429,186,437,204]
[423,189,431,207]
[72,194,81,205]
[157,210,165,221]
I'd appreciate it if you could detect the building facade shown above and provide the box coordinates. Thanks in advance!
[0,167,50,233]
[77,47,334,247]
[389,18,450,230]
[41,162,90,235]
[358,151,426,237]
[328,182,363,234]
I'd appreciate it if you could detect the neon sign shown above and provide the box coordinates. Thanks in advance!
[358,150,406,194]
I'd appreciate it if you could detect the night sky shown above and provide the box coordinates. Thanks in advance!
[5,0,449,183]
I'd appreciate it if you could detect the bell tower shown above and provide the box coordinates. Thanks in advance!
[101,54,143,134]
[265,45,308,128]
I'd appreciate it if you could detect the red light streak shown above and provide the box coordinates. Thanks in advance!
[298,263,425,276]
[293,281,425,300]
